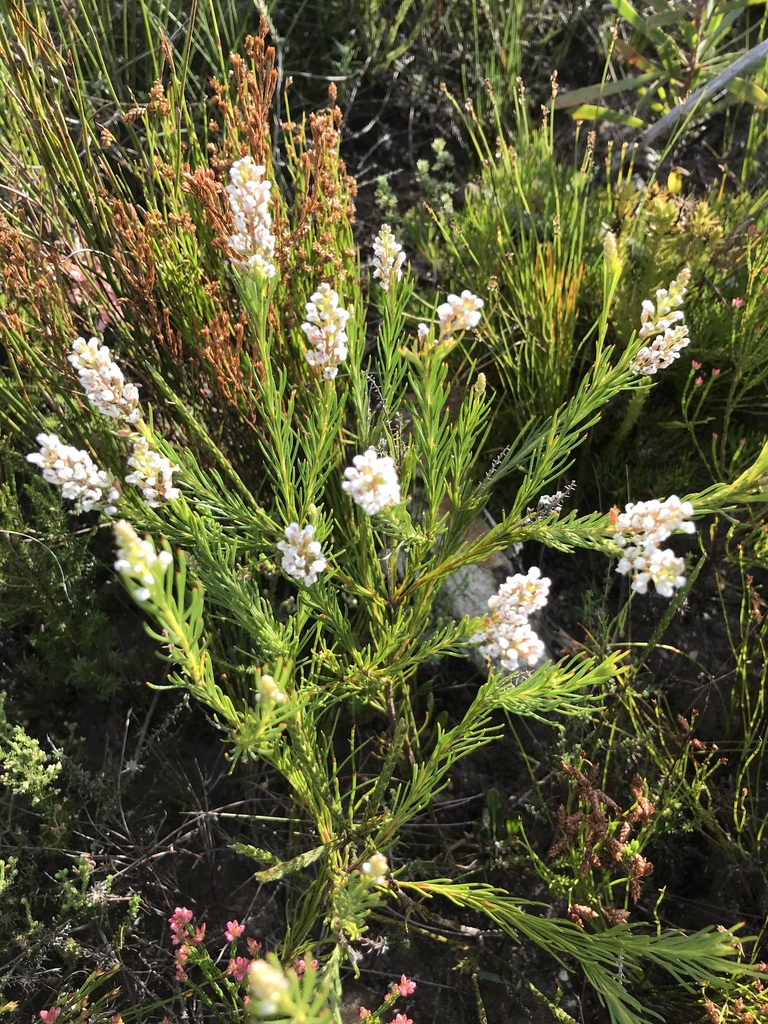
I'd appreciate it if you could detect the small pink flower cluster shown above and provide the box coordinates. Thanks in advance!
[471,568,550,673]
[225,919,245,943]
[227,936,262,983]
[168,906,206,981]
[39,995,104,1023]
[358,974,416,1023]
[393,975,417,998]
[292,954,319,976]
[608,495,695,598]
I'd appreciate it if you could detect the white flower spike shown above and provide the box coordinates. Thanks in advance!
[608,495,695,598]
[125,436,180,507]
[631,268,692,375]
[437,290,484,341]
[372,224,406,291]
[69,337,141,423]
[226,155,277,278]
[301,283,350,380]
[113,520,173,602]
[27,433,120,514]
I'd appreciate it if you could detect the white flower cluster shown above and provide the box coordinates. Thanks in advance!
[125,437,180,507]
[68,336,141,423]
[248,960,290,1017]
[301,283,350,380]
[257,673,287,704]
[437,290,484,341]
[631,268,692,375]
[372,224,406,291]
[113,519,173,601]
[226,155,277,278]
[472,567,550,673]
[277,522,327,587]
[26,433,120,514]
[342,447,400,515]
[609,495,695,598]
[360,852,389,886]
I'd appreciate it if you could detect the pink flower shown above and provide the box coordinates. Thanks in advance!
[691,359,702,369]
[732,297,745,308]
[192,924,206,946]
[227,956,251,982]
[695,376,703,386]
[394,975,417,997]
[390,1015,413,1024]
[169,907,193,940]
[39,1010,61,1024]
[293,955,319,976]
[712,368,721,376]
[247,938,262,956]
[225,920,245,943]
[359,1010,372,1020]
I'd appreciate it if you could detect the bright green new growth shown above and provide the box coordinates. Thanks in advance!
[0,693,61,807]
[2,6,768,1024]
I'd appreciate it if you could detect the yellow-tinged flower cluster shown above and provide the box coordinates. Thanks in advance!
[113,520,173,602]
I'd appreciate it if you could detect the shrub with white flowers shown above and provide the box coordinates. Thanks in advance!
[360,852,389,886]
[247,959,290,1016]
[437,290,484,341]
[371,224,406,292]
[126,437,180,506]
[113,520,173,602]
